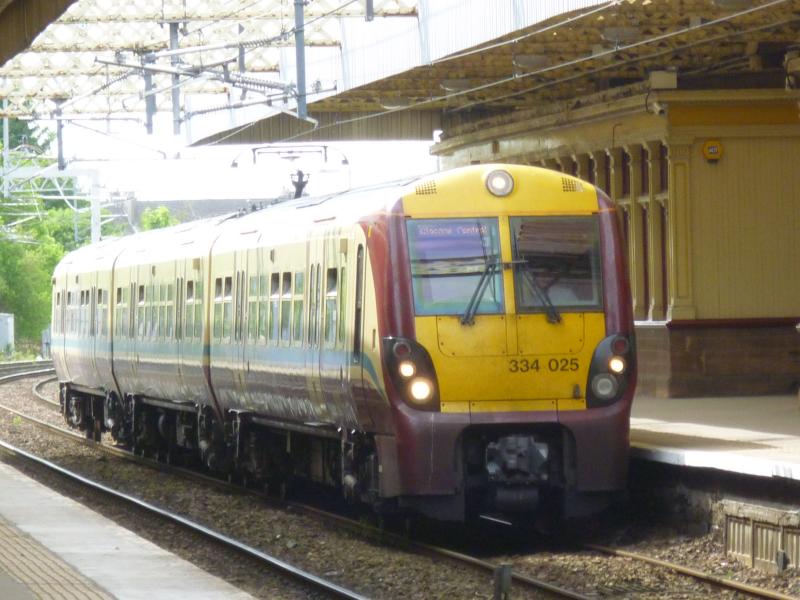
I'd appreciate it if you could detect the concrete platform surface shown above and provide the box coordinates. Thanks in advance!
[0,460,254,600]
[630,393,800,481]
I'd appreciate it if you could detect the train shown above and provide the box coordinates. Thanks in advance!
[51,164,636,523]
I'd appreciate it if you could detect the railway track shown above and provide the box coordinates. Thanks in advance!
[0,370,367,600]
[6,372,799,600]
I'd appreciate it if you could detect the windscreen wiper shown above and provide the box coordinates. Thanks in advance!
[460,259,500,325]
[522,269,561,324]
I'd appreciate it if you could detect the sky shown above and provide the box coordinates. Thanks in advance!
[46,117,440,208]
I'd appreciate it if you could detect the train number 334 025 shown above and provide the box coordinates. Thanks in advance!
[508,358,580,373]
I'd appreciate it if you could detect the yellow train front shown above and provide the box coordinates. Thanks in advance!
[377,165,635,521]
[51,163,635,525]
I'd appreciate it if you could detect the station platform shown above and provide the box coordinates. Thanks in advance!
[0,460,253,600]
[630,393,800,481]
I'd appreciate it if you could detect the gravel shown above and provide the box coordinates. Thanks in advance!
[1,376,798,599]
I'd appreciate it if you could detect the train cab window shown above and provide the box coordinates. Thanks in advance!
[292,271,304,343]
[269,273,280,343]
[510,216,603,316]
[280,272,292,342]
[406,218,504,317]
[324,268,338,346]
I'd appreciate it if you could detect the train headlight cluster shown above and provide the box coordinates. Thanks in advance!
[586,334,634,408]
[383,336,440,412]
[485,169,515,197]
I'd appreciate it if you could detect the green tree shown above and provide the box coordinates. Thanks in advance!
[140,206,178,230]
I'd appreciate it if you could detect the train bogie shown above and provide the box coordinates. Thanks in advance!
[52,164,636,524]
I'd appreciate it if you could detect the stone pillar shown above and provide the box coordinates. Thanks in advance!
[666,142,695,320]
[645,141,666,321]
[626,144,647,320]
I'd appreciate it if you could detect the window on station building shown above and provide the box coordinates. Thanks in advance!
[621,150,631,198]
[640,146,650,197]
[659,143,668,194]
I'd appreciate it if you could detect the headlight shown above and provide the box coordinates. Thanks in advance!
[485,169,514,197]
[409,378,434,402]
[398,360,416,378]
[591,374,619,400]
[608,356,626,374]
[382,336,440,412]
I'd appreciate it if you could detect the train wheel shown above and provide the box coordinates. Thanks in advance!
[66,394,84,429]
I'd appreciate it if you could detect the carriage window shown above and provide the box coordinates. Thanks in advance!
[269,273,280,343]
[324,268,338,345]
[137,285,146,338]
[148,284,156,338]
[157,285,166,338]
[166,284,174,338]
[213,277,223,339]
[338,267,347,345]
[406,218,504,316]
[222,276,233,340]
[258,275,268,342]
[510,216,603,316]
[248,276,259,341]
[193,281,203,338]
[185,280,195,339]
[280,272,292,342]
[292,271,304,343]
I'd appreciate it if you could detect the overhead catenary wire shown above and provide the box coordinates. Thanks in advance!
[274,0,795,142]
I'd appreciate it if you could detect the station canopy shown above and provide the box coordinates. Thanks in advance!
[0,0,798,143]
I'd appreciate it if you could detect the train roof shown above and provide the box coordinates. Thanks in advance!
[53,164,598,277]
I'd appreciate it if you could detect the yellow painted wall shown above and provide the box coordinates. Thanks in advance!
[689,135,800,318]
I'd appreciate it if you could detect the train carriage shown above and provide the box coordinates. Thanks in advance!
[52,164,635,522]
